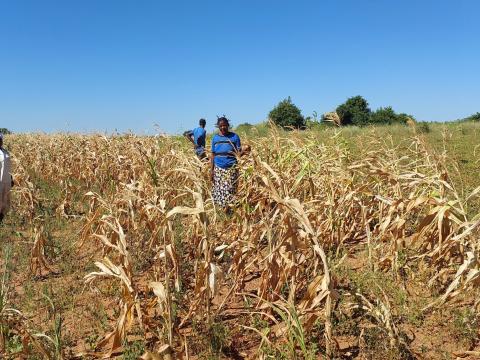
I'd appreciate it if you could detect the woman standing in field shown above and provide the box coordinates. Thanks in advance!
[210,117,248,209]
[0,133,13,223]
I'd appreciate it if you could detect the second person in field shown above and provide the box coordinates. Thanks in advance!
[210,116,247,209]
[183,118,207,160]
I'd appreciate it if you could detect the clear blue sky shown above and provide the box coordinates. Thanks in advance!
[1,0,479,134]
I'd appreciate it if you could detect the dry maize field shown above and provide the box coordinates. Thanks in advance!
[1,123,480,359]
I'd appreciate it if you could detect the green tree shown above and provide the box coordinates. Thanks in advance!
[235,122,253,132]
[467,112,480,121]
[336,96,371,126]
[0,128,11,135]
[370,107,410,125]
[370,107,396,124]
[397,113,415,123]
[269,97,305,129]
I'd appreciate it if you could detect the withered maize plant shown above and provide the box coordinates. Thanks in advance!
[3,126,480,359]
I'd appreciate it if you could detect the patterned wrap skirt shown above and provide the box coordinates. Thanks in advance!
[212,165,239,208]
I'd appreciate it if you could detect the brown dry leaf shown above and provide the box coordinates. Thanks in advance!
[30,226,54,277]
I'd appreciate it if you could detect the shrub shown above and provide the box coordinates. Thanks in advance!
[416,122,430,133]
[305,115,323,130]
[235,122,254,133]
[335,96,414,126]
[336,96,371,126]
[467,112,480,121]
[370,107,398,125]
[269,97,305,129]
[370,107,411,125]
[397,113,415,123]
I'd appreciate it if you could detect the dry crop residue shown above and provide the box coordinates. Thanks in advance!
[1,125,479,359]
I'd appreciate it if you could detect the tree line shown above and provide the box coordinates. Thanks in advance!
[268,96,415,129]
[1,106,479,135]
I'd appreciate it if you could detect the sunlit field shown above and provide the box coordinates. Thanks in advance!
[1,122,480,359]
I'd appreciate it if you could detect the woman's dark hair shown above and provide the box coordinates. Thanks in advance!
[199,118,206,126]
[216,116,230,127]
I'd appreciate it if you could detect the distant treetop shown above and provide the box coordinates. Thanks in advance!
[467,112,480,121]
[332,96,414,127]
[269,97,305,129]
[336,96,371,126]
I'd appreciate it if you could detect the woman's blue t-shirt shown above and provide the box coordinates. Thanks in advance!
[211,132,241,169]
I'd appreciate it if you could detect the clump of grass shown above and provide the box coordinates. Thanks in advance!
[450,308,479,347]
[122,339,145,360]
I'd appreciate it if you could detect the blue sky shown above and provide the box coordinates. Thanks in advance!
[0,0,479,134]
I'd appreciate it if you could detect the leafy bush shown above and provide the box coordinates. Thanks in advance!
[467,112,480,121]
[235,122,270,137]
[305,116,323,130]
[416,122,430,133]
[454,112,480,123]
[397,113,415,123]
[370,107,412,125]
[0,128,11,135]
[235,122,254,133]
[370,107,398,125]
[335,96,413,127]
[269,97,305,129]
[336,96,371,126]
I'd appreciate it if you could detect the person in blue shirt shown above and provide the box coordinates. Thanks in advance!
[183,118,207,160]
[210,116,249,209]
